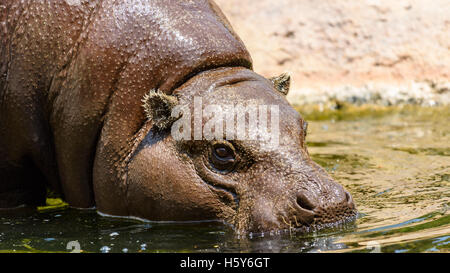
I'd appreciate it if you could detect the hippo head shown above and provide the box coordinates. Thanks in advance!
[126,67,356,234]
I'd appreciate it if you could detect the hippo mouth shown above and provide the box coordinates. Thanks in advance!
[291,197,358,234]
[254,214,359,237]
[239,192,358,236]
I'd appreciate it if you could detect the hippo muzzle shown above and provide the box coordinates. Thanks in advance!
[242,158,356,233]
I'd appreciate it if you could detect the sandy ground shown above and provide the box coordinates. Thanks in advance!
[215,0,450,106]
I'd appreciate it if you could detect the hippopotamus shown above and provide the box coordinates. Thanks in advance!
[0,0,356,234]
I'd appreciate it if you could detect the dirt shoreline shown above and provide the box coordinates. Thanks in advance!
[288,80,450,107]
[215,0,450,106]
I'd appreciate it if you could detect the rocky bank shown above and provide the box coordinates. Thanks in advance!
[215,0,450,106]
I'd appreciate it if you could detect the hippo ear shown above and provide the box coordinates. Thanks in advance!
[269,73,291,96]
[142,90,180,130]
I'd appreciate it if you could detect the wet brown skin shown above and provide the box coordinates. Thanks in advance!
[0,0,356,234]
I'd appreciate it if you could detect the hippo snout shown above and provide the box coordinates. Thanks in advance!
[294,186,356,228]
[245,186,356,234]
[241,162,357,234]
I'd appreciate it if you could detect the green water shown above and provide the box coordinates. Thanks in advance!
[0,106,449,253]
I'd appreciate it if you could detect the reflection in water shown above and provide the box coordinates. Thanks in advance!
[0,107,449,252]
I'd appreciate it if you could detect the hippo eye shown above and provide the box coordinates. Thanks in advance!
[210,142,236,173]
[215,147,231,158]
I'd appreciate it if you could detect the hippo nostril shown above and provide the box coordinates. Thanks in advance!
[296,192,316,211]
